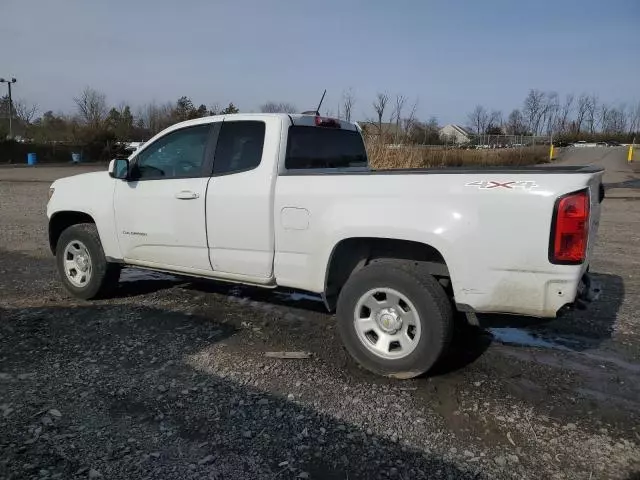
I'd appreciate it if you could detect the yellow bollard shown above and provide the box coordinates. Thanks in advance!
[628,145,634,163]
[549,144,555,161]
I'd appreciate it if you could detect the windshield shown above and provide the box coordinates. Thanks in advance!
[285,126,368,170]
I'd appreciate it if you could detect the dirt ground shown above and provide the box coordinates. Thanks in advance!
[1,157,639,479]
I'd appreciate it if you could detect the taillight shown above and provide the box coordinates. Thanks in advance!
[549,190,590,264]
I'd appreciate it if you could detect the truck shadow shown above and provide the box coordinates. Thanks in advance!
[116,269,625,350]
[116,268,328,314]
[429,324,493,376]
[0,304,484,479]
[115,270,625,374]
[190,271,624,368]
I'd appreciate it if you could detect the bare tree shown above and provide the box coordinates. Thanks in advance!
[260,102,297,113]
[613,106,628,134]
[137,101,174,135]
[592,101,629,135]
[523,89,546,135]
[541,92,559,136]
[505,109,527,135]
[557,94,574,134]
[372,92,389,133]
[574,94,590,133]
[208,103,221,115]
[585,94,598,134]
[74,87,107,129]
[13,99,39,124]
[598,102,610,133]
[392,94,407,143]
[425,116,439,144]
[402,98,419,142]
[342,88,355,122]
[488,110,503,131]
[628,101,640,136]
[467,105,489,134]
[602,105,627,134]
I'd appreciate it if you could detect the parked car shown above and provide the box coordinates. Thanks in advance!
[47,113,604,379]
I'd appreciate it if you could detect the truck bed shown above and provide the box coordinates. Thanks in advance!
[281,165,604,175]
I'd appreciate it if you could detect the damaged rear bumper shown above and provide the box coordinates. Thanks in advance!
[558,271,601,315]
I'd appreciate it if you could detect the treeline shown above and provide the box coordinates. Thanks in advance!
[338,89,639,145]
[467,90,640,142]
[0,88,243,144]
[0,88,302,161]
[1,86,638,158]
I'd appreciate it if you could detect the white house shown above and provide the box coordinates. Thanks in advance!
[439,124,473,144]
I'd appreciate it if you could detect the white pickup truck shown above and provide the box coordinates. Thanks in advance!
[47,113,604,378]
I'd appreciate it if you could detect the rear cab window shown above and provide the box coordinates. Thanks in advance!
[213,121,265,175]
[285,122,368,170]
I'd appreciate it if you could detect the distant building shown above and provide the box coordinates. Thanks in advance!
[439,124,473,144]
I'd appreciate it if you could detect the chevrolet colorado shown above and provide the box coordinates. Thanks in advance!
[47,113,604,378]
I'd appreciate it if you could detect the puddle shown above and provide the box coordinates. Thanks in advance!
[120,269,179,283]
[491,328,640,374]
[489,327,572,351]
[273,291,323,303]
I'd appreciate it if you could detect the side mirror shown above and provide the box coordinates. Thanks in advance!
[108,158,129,179]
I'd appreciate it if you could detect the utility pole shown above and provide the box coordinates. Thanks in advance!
[0,77,17,139]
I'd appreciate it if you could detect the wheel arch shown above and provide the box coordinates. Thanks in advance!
[323,237,450,312]
[48,211,96,255]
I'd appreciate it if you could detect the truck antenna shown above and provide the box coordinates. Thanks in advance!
[301,90,328,116]
[315,89,327,115]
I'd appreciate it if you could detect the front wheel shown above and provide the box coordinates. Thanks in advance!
[56,223,120,300]
[336,260,453,379]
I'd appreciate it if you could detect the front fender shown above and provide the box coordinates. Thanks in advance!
[47,172,121,260]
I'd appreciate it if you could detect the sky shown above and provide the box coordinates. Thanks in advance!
[1,0,639,125]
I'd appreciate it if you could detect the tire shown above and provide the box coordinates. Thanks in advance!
[336,260,453,379]
[56,223,120,300]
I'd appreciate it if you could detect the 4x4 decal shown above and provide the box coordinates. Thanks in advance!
[465,180,538,190]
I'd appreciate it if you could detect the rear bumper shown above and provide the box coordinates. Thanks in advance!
[456,268,599,318]
[545,271,600,317]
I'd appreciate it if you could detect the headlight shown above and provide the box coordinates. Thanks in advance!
[48,187,55,200]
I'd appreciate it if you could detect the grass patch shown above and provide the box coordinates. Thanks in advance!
[366,142,549,169]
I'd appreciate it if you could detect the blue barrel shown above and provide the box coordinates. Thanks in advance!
[71,153,81,163]
[27,153,37,166]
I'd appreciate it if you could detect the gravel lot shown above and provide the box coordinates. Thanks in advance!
[1,162,639,479]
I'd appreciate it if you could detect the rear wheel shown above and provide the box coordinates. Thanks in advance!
[56,223,120,299]
[336,260,453,379]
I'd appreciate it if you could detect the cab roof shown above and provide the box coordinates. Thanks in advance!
[168,113,360,132]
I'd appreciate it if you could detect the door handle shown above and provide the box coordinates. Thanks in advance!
[175,190,199,200]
